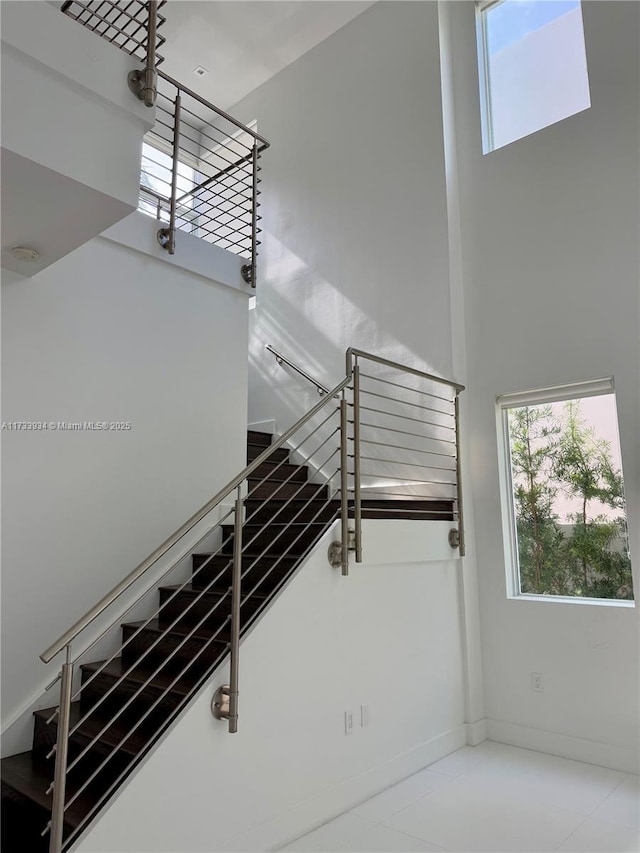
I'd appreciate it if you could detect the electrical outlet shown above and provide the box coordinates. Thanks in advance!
[344,710,353,734]
[361,704,370,727]
[531,672,544,692]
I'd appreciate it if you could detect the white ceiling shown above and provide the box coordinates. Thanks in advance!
[160,1,376,109]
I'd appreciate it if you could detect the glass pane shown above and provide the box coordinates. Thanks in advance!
[507,394,633,600]
[482,0,591,151]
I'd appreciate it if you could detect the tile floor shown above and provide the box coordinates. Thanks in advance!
[277,742,639,852]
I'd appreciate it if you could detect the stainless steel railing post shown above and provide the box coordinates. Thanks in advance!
[157,91,181,254]
[353,363,362,562]
[143,0,158,108]
[228,487,243,733]
[242,141,259,287]
[340,395,349,576]
[48,648,73,853]
[454,393,466,557]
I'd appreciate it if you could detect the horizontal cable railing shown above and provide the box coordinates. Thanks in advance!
[39,347,463,852]
[346,348,465,558]
[140,71,270,286]
[61,0,166,65]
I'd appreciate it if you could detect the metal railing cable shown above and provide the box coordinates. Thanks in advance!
[142,72,269,286]
[61,0,167,67]
[39,349,464,852]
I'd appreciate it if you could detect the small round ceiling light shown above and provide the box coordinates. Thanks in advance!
[11,246,40,262]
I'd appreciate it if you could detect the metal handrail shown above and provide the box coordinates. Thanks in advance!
[40,374,350,664]
[266,345,330,396]
[346,347,465,393]
[157,70,270,151]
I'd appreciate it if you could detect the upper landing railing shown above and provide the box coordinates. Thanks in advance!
[61,0,269,286]
[141,72,269,287]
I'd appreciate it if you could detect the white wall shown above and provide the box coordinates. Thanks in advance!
[446,0,639,771]
[229,1,454,429]
[76,521,466,853]
[1,1,153,275]
[1,213,251,743]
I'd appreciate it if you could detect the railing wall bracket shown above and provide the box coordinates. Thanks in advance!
[211,685,231,720]
[241,264,254,286]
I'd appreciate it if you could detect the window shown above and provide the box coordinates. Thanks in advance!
[497,379,633,603]
[476,0,591,153]
[139,138,198,232]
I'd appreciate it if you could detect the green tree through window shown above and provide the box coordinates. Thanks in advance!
[503,392,633,601]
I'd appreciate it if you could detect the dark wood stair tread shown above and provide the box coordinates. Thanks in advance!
[34,703,147,758]
[158,583,269,601]
[121,617,232,642]
[80,658,192,698]
[1,751,91,828]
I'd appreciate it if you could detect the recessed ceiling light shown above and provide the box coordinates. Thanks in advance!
[11,246,39,262]
[193,66,208,77]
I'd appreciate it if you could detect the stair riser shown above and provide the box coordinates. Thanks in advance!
[247,430,271,447]
[247,444,289,464]
[32,717,134,791]
[244,499,337,526]
[1,790,58,853]
[247,481,328,501]
[191,555,297,593]
[78,673,183,736]
[120,626,227,678]
[249,462,308,483]
[220,524,327,556]
[158,589,264,632]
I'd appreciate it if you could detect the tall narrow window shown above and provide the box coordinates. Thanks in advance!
[476,0,591,153]
[497,379,633,603]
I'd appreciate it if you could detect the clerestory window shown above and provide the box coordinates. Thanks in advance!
[476,0,591,153]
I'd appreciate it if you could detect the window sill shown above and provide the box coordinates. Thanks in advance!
[507,593,635,608]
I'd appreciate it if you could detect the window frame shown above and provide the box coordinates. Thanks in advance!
[475,0,504,154]
[495,377,634,608]
[475,0,590,155]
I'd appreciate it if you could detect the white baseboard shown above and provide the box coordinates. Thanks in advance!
[486,718,639,774]
[465,718,487,746]
[248,419,277,435]
[213,725,468,852]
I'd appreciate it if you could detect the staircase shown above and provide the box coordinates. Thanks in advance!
[2,346,463,853]
[0,429,338,853]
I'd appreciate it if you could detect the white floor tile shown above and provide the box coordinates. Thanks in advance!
[425,745,486,778]
[460,745,625,816]
[337,823,447,852]
[558,816,640,852]
[590,774,640,830]
[279,814,377,852]
[279,747,638,853]
[351,769,452,822]
[384,776,585,852]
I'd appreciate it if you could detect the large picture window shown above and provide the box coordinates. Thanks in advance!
[497,379,633,603]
